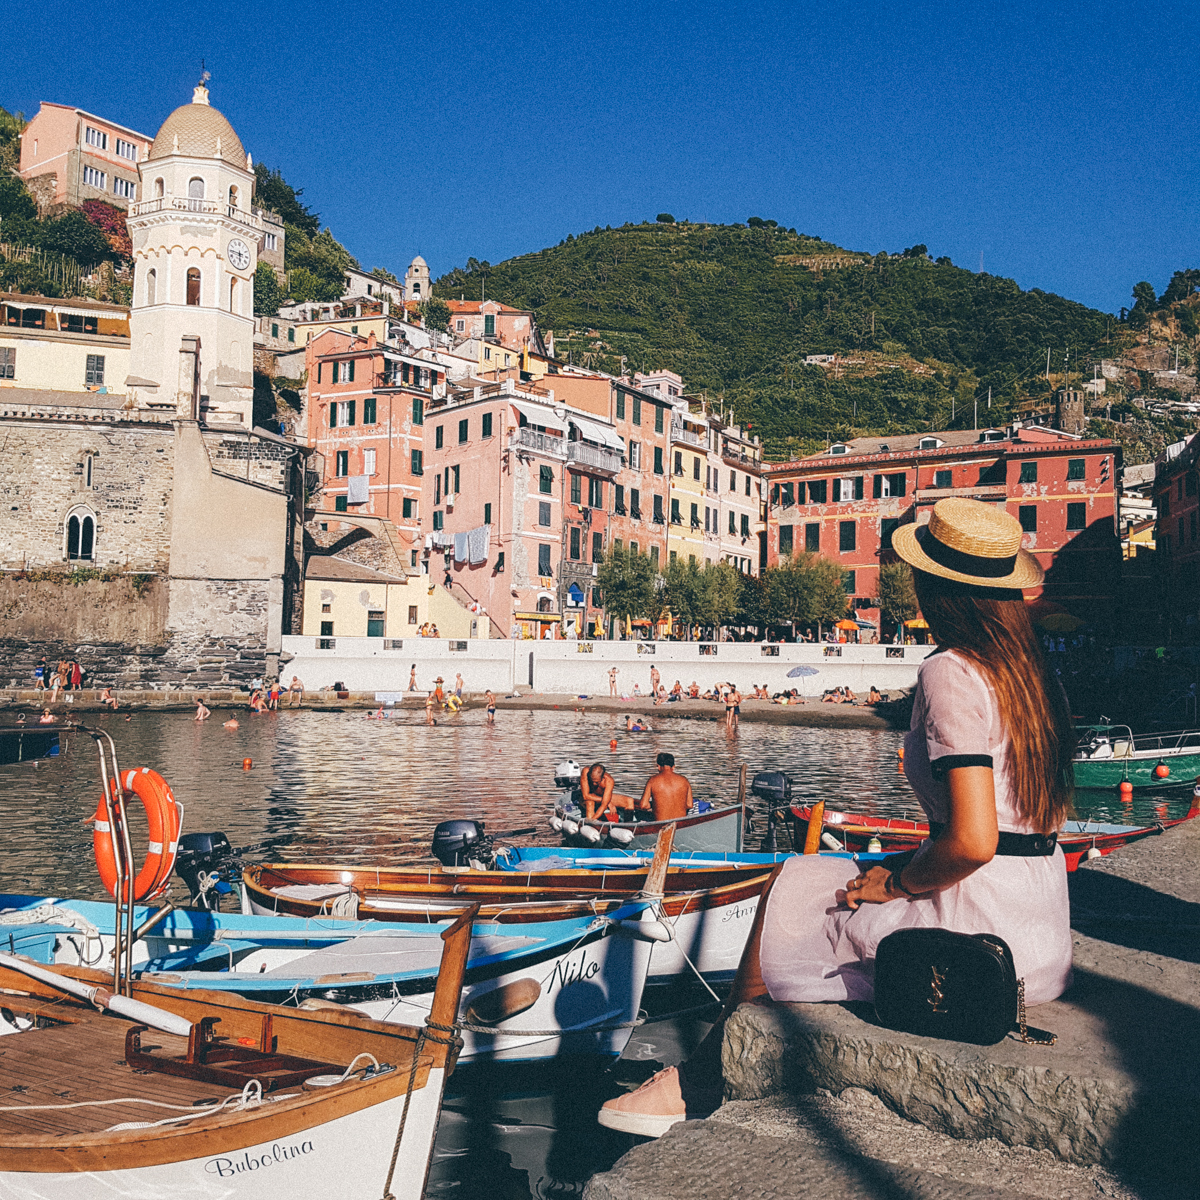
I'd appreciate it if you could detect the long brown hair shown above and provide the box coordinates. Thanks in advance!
[913,570,1074,833]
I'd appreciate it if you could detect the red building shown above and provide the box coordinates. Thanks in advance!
[1154,434,1200,636]
[305,328,440,570]
[765,426,1121,635]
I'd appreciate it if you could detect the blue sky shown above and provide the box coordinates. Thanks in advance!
[6,0,1197,313]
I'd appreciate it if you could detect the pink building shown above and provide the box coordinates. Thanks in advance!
[19,102,152,211]
[305,328,436,569]
[421,380,625,638]
[445,300,547,355]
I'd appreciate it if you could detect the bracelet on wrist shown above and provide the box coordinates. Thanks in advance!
[889,868,919,899]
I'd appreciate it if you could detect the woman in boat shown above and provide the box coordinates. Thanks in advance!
[600,498,1075,1137]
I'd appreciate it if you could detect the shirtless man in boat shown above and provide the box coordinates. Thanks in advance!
[581,762,647,820]
[638,753,693,821]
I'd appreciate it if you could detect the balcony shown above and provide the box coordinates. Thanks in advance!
[566,439,623,475]
[670,420,704,447]
[129,197,261,229]
[509,427,565,458]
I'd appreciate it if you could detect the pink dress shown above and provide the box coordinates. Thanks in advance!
[759,650,1073,1006]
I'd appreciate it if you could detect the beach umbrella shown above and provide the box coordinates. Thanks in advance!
[854,617,876,629]
[787,665,820,678]
[835,619,859,631]
[905,618,930,629]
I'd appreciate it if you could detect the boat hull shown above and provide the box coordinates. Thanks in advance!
[0,1068,444,1200]
[1071,752,1200,789]
[792,805,1200,870]
[557,802,745,853]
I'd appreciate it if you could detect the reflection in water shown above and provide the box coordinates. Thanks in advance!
[1,708,1192,1197]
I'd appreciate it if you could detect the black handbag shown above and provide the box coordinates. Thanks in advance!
[874,928,1056,1046]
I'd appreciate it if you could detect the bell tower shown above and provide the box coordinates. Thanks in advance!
[125,79,258,426]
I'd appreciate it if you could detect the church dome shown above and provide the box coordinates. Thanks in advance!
[409,256,428,270]
[148,86,246,166]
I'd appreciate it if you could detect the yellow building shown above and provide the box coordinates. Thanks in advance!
[294,309,392,348]
[667,408,713,564]
[0,294,130,395]
[301,555,487,640]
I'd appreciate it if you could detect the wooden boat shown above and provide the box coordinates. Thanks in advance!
[1072,724,1200,789]
[791,795,1200,871]
[241,857,773,987]
[0,905,474,1200]
[0,893,658,1066]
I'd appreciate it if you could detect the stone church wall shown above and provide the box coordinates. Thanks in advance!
[0,573,170,687]
[0,420,174,572]
[158,577,271,687]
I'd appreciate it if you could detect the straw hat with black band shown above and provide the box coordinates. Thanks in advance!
[891,498,1043,590]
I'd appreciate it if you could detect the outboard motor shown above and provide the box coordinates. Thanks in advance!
[750,772,794,853]
[431,819,489,868]
[175,831,236,909]
[554,759,581,791]
[751,771,793,807]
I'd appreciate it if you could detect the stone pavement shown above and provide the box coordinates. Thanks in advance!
[587,809,1199,1199]
[584,1092,1138,1200]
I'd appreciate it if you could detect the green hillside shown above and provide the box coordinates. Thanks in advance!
[434,220,1125,458]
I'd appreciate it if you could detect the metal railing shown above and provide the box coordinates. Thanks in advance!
[671,422,705,447]
[510,427,565,457]
[566,440,623,473]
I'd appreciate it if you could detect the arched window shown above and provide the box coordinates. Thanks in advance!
[65,508,96,561]
[229,277,237,313]
[186,267,201,306]
[154,177,164,198]
[146,267,156,306]
[228,184,239,210]
[187,177,204,211]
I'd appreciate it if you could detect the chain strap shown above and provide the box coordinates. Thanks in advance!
[1016,978,1057,1046]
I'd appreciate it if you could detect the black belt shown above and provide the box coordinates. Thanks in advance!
[927,823,1058,856]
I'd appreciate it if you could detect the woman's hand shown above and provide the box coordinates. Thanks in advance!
[844,864,897,909]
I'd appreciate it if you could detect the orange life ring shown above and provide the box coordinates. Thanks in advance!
[92,768,183,901]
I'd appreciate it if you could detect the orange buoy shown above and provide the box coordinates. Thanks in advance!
[1154,763,1169,779]
[243,758,253,770]
[93,768,182,901]
[1119,780,1133,797]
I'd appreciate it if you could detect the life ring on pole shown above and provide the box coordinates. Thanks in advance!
[93,768,183,901]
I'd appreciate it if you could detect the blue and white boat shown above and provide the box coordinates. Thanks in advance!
[0,894,657,1064]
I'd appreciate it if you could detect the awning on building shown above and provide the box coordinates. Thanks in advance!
[568,415,624,451]
[510,400,564,431]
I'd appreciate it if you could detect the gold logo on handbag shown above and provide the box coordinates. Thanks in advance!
[927,966,949,1012]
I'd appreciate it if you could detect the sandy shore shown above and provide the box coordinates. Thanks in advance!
[0,688,908,729]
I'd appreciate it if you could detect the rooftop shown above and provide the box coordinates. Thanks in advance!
[148,86,246,166]
[304,556,405,584]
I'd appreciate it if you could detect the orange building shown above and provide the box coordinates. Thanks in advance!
[305,329,440,569]
[19,102,152,211]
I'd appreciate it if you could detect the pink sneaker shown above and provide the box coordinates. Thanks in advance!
[597,1066,697,1138]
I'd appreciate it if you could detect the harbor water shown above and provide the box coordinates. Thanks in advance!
[2,708,1193,1197]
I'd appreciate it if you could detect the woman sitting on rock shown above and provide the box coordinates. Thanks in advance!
[599,499,1075,1138]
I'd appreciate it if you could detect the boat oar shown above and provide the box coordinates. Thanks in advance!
[0,952,192,1037]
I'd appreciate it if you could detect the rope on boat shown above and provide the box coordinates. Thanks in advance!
[0,1078,299,1131]
[381,1018,461,1200]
